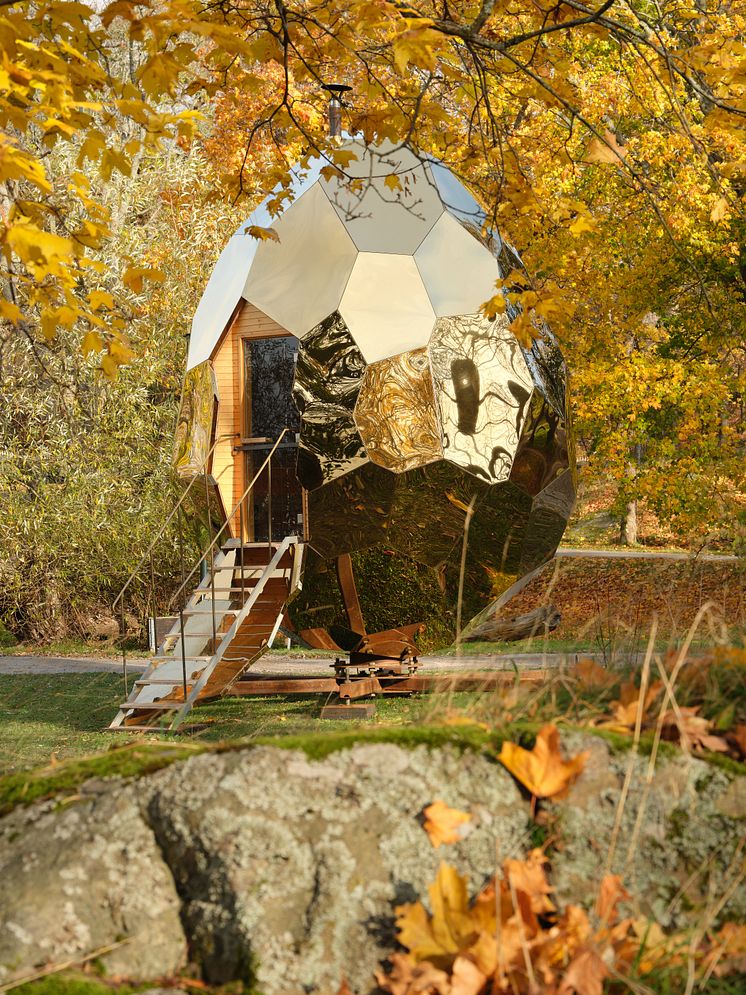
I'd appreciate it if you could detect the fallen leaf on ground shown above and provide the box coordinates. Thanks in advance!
[572,658,616,689]
[395,862,474,965]
[498,724,589,799]
[727,724,746,759]
[375,952,451,994]
[706,923,746,976]
[504,848,555,915]
[558,946,609,995]
[595,873,630,925]
[660,706,730,753]
[598,680,663,732]
[423,800,472,848]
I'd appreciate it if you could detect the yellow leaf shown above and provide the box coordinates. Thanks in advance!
[0,300,22,323]
[481,294,506,320]
[6,223,74,266]
[585,129,625,165]
[246,225,280,242]
[109,337,134,364]
[392,24,442,75]
[330,148,359,169]
[40,310,57,341]
[123,265,164,293]
[101,354,118,379]
[710,196,729,223]
[320,164,344,183]
[89,290,114,311]
[569,214,596,236]
[395,862,474,964]
[384,172,402,191]
[422,800,471,849]
[82,331,104,356]
[445,491,474,514]
[498,724,589,799]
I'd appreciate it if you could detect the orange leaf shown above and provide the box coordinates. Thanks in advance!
[572,658,616,689]
[498,724,589,799]
[504,848,555,915]
[585,129,625,164]
[595,874,630,925]
[558,946,609,995]
[422,800,472,849]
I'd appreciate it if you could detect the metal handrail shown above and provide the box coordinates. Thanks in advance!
[168,428,290,610]
[112,432,237,610]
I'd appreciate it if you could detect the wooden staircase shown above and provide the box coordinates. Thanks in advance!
[109,535,303,731]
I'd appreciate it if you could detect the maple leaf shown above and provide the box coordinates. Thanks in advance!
[572,658,616,689]
[660,706,729,753]
[498,724,589,799]
[450,955,487,995]
[594,874,630,926]
[728,724,746,759]
[246,224,280,242]
[558,946,609,995]
[422,800,472,849]
[384,171,402,191]
[710,196,729,223]
[504,848,555,915]
[598,680,662,732]
[585,129,626,164]
[375,953,451,994]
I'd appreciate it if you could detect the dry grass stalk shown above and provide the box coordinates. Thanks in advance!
[604,614,658,876]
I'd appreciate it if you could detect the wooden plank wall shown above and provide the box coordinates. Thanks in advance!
[210,301,289,536]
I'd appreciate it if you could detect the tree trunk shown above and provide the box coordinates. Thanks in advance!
[620,499,638,546]
[464,604,561,643]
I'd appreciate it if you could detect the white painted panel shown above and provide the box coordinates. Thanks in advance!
[340,253,435,363]
[415,212,500,317]
[243,182,357,338]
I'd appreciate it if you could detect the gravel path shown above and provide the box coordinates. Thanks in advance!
[0,649,602,677]
[556,546,737,561]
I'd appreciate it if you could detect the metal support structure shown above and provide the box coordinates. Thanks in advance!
[267,454,273,554]
[204,473,217,650]
[120,600,128,698]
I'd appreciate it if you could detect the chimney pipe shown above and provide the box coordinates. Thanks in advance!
[322,83,352,137]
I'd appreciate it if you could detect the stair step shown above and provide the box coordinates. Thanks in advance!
[119,700,184,710]
[134,679,196,686]
[110,725,171,732]
[150,655,210,663]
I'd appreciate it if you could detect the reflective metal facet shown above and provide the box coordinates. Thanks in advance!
[293,312,368,489]
[243,183,357,338]
[429,314,534,483]
[340,253,436,363]
[307,462,396,559]
[320,141,444,253]
[354,349,441,473]
[414,211,499,317]
[509,389,570,497]
[173,361,217,476]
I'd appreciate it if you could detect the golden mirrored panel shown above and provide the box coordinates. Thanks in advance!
[173,361,216,477]
[509,390,570,497]
[354,348,441,473]
[429,315,534,483]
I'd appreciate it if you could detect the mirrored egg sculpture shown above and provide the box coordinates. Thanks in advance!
[183,139,576,645]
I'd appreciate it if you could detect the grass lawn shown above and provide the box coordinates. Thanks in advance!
[0,671,460,774]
